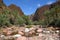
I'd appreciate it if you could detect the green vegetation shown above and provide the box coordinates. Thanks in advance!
[22,15,33,25]
[0,9,34,27]
[0,5,60,27]
[0,9,11,27]
[43,5,60,27]
[32,5,60,27]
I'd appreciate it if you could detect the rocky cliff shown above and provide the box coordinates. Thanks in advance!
[0,0,24,16]
[8,4,24,16]
[33,5,50,21]
[32,1,60,21]
[0,0,6,13]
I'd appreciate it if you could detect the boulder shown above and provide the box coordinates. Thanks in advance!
[16,36,27,40]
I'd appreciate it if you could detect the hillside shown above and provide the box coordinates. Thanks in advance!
[0,0,24,27]
[32,1,60,21]
[32,1,60,27]
[8,4,24,16]
[0,0,24,16]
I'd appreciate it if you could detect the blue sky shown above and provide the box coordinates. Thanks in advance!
[3,0,56,15]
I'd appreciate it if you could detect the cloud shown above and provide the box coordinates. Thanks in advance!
[47,1,53,5]
[37,4,41,7]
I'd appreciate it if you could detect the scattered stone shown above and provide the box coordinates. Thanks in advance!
[13,34,21,38]
[16,36,27,40]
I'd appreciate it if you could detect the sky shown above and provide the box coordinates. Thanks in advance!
[3,0,56,15]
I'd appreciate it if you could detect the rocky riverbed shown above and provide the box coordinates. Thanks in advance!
[0,25,60,40]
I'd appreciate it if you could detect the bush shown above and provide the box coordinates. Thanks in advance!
[0,10,11,27]
[22,15,33,25]
[33,21,40,25]
[0,9,26,27]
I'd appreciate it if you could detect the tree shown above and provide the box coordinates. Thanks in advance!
[0,12,11,27]
[11,10,25,25]
[44,10,51,25]
[22,15,33,25]
[46,5,60,27]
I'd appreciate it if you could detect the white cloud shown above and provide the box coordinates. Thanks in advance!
[37,4,41,7]
[47,2,53,5]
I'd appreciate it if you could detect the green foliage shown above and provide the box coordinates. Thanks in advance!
[53,18,60,27]
[43,5,60,27]
[44,10,51,16]
[0,5,60,27]
[33,21,40,25]
[11,10,26,25]
[14,16,25,25]
[22,15,33,25]
[26,25,32,28]
[0,11,11,26]
[0,9,34,27]
[39,20,47,25]
[0,9,26,27]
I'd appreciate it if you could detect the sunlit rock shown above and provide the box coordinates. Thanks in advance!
[37,28,43,33]
[18,31,24,36]
[29,27,36,31]
[19,27,25,32]
[39,33,44,36]
[25,28,30,32]
[0,35,5,38]
[13,34,21,38]
[56,30,59,33]
[16,36,27,40]
[47,31,50,33]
